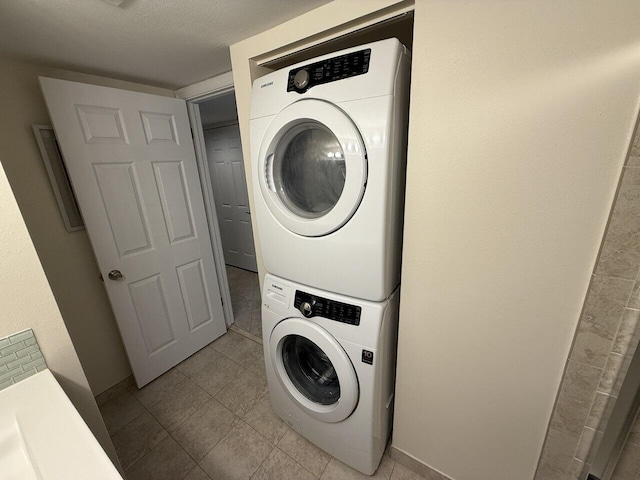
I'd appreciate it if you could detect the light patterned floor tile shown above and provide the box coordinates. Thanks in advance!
[177,346,225,378]
[199,420,274,480]
[184,465,211,480]
[243,394,288,444]
[191,354,245,396]
[209,330,244,354]
[247,353,267,380]
[253,448,315,480]
[111,411,167,471]
[277,428,331,478]
[99,390,145,435]
[125,436,195,480]
[132,368,188,408]
[215,369,268,417]
[172,398,237,460]
[147,379,210,431]
[223,337,263,367]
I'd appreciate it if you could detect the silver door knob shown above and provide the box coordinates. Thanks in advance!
[108,270,123,281]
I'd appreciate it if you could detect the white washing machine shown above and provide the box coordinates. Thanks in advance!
[250,38,411,302]
[262,274,399,475]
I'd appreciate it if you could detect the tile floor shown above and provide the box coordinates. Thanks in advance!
[226,265,262,338]
[98,331,429,480]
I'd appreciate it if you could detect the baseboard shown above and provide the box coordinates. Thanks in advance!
[390,445,453,480]
[94,375,135,406]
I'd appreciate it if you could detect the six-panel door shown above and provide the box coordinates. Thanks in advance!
[204,124,257,272]
[40,77,227,387]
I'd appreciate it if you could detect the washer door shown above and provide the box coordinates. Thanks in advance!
[269,317,359,423]
[258,99,367,237]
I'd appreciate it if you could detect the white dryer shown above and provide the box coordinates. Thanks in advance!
[262,274,399,475]
[250,39,411,302]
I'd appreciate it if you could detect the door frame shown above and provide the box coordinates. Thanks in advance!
[177,73,237,326]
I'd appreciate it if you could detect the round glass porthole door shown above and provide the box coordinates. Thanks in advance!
[270,318,359,423]
[281,334,340,405]
[273,122,346,220]
[259,99,367,237]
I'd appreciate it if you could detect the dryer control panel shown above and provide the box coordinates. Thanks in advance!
[294,290,361,326]
[287,48,371,93]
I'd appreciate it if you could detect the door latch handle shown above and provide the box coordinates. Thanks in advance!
[108,270,123,281]
[265,153,276,192]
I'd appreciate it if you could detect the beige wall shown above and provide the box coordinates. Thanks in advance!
[396,3,640,479]
[230,1,640,479]
[0,56,175,395]
[0,162,118,465]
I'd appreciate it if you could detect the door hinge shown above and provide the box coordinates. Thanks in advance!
[190,128,194,139]
[221,297,224,306]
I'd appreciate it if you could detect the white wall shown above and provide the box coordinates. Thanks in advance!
[230,1,640,479]
[0,56,175,395]
[0,162,118,465]
[395,2,640,479]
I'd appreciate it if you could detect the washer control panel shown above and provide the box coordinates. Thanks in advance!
[294,290,361,326]
[287,48,371,93]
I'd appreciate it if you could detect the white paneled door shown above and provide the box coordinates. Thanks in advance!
[40,77,227,387]
[204,124,257,272]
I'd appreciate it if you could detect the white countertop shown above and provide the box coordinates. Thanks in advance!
[0,370,123,480]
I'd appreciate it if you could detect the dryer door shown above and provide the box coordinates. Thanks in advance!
[269,317,359,423]
[258,99,367,237]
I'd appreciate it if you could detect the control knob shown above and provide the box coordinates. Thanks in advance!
[300,301,314,318]
[293,69,310,90]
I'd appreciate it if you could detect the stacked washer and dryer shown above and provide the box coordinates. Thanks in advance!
[249,38,411,475]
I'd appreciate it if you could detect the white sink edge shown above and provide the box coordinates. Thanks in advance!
[0,370,122,480]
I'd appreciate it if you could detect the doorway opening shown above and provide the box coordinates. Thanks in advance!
[195,91,261,340]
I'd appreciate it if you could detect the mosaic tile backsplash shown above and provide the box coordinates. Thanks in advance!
[0,329,47,392]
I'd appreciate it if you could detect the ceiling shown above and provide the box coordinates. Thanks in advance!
[199,91,238,128]
[0,0,331,89]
